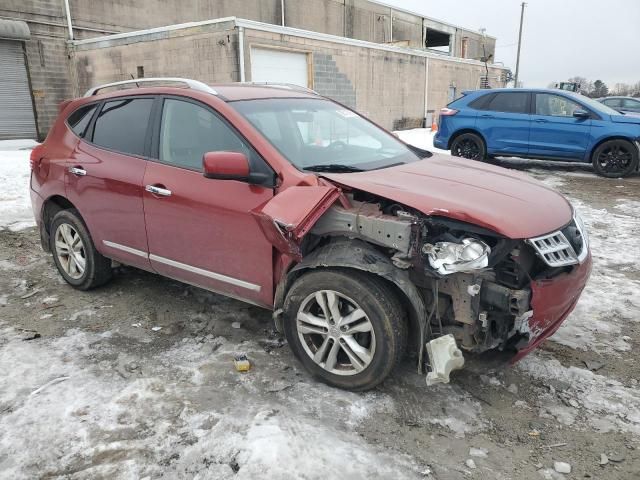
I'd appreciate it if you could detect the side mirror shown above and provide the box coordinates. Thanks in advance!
[203,151,250,181]
[573,109,590,119]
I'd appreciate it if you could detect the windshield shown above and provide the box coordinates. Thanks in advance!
[230,98,425,172]
[566,92,620,116]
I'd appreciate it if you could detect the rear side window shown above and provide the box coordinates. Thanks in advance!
[67,104,97,138]
[604,98,622,108]
[468,93,495,110]
[623,98,640,109]
[486,92,530,114]
[93,98,153,156]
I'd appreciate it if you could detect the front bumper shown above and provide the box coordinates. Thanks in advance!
[511,251,592,362]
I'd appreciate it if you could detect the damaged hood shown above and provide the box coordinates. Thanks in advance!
[322,154,573,239]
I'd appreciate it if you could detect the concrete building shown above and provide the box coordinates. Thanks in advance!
[1,0,508,139]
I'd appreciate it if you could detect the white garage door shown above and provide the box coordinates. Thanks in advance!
[0,40,37,140]
[250,48,309,88]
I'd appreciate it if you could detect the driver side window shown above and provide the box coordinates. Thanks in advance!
[535,94,583,117]
[159,99,251,171]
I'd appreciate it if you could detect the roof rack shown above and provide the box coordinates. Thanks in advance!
[83,77,218,97]
[240,82,319,95]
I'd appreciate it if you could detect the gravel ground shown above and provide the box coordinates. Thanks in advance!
[0,141,639,479]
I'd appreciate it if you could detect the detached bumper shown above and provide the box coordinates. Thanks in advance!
[511,252,592,362]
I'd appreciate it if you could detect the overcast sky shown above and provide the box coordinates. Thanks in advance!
[386,0,640,88]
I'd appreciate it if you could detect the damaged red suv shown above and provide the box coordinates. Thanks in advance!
[30,78,591,390]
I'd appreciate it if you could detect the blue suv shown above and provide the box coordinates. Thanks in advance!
[434,88,640,178]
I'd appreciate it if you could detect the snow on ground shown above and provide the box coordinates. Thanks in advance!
[0,324,422,479]
[518,352,640,436]
[0,140,38,231]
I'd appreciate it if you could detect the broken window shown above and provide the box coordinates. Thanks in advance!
[425,27,451,53]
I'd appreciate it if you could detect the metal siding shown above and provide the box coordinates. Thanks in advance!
[0,40,37,140]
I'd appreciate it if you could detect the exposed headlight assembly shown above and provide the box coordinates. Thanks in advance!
[422,238,491,275]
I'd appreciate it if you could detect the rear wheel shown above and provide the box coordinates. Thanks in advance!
[591,139,639,178]
[49,209,112,290]
[450,133,487,161]
[283,269,407,391]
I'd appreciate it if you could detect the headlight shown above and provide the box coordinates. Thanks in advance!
[422,238,491,275]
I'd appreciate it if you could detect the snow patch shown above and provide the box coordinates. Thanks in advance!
[0,141,37,231]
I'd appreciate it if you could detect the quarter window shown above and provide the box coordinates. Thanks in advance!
[67,104,97,138]
[604,98,622,108]
[92,98,153,156]
[622,98,640,109]
[159,99,252,171]
[535,94,583,117]
[487,92,529,114]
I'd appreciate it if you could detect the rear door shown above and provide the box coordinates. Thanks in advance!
[142,97,275,307]
[65,96,154,270]
[528,93,591,159]
[478,91,531,155]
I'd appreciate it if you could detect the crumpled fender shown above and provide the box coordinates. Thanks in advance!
[273,238,426,348]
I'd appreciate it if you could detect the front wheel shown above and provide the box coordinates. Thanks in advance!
[450,132,487,161]
[283,269,407,391]
[591,139,639,178]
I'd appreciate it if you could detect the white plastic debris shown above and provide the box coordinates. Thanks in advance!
[553,461,571,474]
[465,459,477,469]
[469,447,488,458]
[131,323,142,328]
[425,334,465,386]
[231,321,241,329]
[599,454,609,466]
[151,326,162,332]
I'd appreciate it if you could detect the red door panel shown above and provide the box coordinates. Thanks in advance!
[142,161,274,306]
[65,141,151,270]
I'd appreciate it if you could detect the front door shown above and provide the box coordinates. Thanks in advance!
[529,93,591,160]
[480,91,531,155]
[142,97,275,306]
[66,96,154,270]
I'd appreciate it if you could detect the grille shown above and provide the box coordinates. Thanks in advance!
[528,217,588,268]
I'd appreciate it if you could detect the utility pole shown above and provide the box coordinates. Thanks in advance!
[514,2,526,88]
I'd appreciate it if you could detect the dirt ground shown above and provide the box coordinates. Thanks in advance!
[1,159,639,479]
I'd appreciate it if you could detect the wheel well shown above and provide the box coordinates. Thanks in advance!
[273,238,426,357]
[588,136,638,162]
[448,129,486,150]
[42,195,77,234]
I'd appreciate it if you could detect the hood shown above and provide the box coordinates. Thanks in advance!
[610,114,640,124]
[323,155,573,239]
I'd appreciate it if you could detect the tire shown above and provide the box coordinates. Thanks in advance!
[283,269,407,391]
[450,132,487,161]
[591,139,639,178]
[49,209,112,290]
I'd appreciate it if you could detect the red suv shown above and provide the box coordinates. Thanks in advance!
[30,78,592,391]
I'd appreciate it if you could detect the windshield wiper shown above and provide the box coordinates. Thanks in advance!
[304,164,364,173]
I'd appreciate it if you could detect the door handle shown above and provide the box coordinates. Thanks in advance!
[535,118,549,123]
[68,166,87,176]
[145,184,172,197]
[480,114,494,118]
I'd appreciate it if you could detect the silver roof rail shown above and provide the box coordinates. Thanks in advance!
[83,77,218,97]
[241,82,319,95]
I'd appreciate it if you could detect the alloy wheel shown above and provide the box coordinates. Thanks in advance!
[296,290,376,376]
[54,223,86,279]
[454,139,481,159]
[597,144,633,174]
